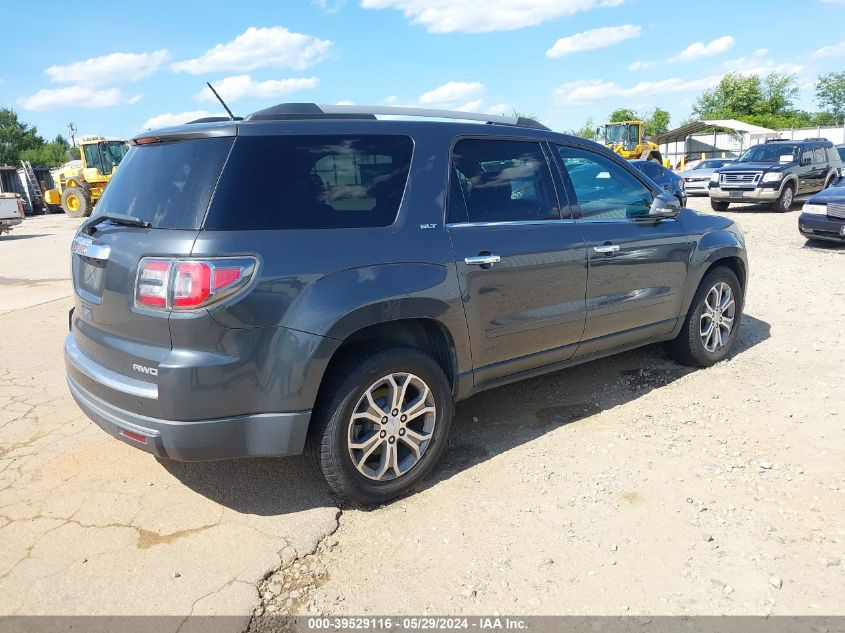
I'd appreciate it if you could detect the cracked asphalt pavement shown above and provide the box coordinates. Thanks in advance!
[0,216,339,627]
[1,201,843,623]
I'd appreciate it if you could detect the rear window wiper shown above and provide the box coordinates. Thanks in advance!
[83,213,152,235]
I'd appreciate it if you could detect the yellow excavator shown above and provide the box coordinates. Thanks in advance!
[598,121,663,164]
[44,135,129,217]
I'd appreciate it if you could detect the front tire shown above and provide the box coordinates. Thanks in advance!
[773,182,795,213]
[61,187,90,218]
[668,266,743,367]
[711,199,730,212]
[306,347,454,504]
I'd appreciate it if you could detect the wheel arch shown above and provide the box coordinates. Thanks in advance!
[319,317,460,400]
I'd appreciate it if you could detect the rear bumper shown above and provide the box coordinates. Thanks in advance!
[799,212,845,243]
[66,347,312,462]
[0,218,22,230]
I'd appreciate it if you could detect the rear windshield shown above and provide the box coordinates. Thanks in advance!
[93,137,234,229]
[204,135,414,230]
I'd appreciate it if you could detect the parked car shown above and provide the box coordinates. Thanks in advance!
[835,144,845,178]
[709,138,841,212]
[630,159,688,207]
[0,193,25,235]
[65,104,748,504]
[678,159,735,195]
[798,181,845,243]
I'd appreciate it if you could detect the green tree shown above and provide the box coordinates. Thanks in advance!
[692,73,765,119]
[20,141,72,168]
[761,73,799,115]
[568,116,597,139]
[643,108,671,137]
[0,108,44,165]
[816,71,845,124]
[608,108,639,122]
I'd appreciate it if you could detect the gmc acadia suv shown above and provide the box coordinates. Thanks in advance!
[709,138,841,212]
[65,103,748,504]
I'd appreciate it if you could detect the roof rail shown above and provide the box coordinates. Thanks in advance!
[244,103,550,130]
[186,116,244,124]
[801,137,830,142]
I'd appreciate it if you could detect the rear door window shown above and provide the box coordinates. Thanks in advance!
[204,135,413,230]
[814,147,826,164]
[93,137,234,229]
[447,139,560,224]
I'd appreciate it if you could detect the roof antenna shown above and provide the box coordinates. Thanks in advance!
[206,82,235,120]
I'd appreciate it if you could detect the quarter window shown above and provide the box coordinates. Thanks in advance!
[557,146,653,221]
[448,139,560,224]
[205,135,413,230]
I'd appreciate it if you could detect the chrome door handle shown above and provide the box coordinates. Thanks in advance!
[593,244,620,254]
[465,254,501,266]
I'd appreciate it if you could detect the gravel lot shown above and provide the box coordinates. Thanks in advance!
[1,197,843,626]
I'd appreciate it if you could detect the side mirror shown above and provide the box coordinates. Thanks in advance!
[640,192,680,221]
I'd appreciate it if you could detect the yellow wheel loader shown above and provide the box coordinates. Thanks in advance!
[44,136,129,217]
[598,121,663,164]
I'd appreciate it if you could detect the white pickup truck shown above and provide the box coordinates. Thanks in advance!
[0,193,24,236]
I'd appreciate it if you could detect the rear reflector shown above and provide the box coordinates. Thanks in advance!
[120,429,147,444]
[136,260,170,307]
[135,257,257,311]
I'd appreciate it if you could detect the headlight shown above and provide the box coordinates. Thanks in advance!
[710,172,720,182]
[762,172,783,183]
[802,203,827,214]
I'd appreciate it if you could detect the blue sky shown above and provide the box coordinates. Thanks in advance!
[3,0,845,141]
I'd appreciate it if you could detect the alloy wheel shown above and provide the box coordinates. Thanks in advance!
[700,281,736,353]
[347,373,436,481]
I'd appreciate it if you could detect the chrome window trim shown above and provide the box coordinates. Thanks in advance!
[445,219,576,228]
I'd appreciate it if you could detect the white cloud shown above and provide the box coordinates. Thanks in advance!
[546,25,640,58]
[171,26,333,74]
[360,0,624,34]
[44,50,169,87]
[486,103,513,115]
[419,81,485,106]
[722,48,803,75]
[553,76,720,105]
[813,39,845,58]
[628,60,654,71]
[668,35,734,63]
[197,75,319,102]
[17,86,137,111]
[141,110,225,130]
[336,99,356,105]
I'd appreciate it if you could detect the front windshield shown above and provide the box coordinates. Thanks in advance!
[100,141,129,175]
[738,144,800,163]
[605,124,626,144]
[695,159,732,169]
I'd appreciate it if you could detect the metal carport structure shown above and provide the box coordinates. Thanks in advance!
[652,119,778,168]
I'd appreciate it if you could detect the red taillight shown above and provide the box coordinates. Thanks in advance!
[135,257,256,311]
[173,261,212,307]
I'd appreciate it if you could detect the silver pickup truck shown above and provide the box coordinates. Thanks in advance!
[0,193,24,235]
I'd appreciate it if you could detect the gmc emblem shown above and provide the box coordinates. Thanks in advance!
[132,363,159,377]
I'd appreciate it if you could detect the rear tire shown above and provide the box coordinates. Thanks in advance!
[773,182,795,213]
[61,187,90,218]
[306,346,454,504]
[668,266,743,367]
[710,200,730,212]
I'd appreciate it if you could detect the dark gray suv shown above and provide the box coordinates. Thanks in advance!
[65,104,748,503]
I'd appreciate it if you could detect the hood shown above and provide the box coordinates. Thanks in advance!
[679,168,716,178]
[808,180,845,204]
[720,161,792,172]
